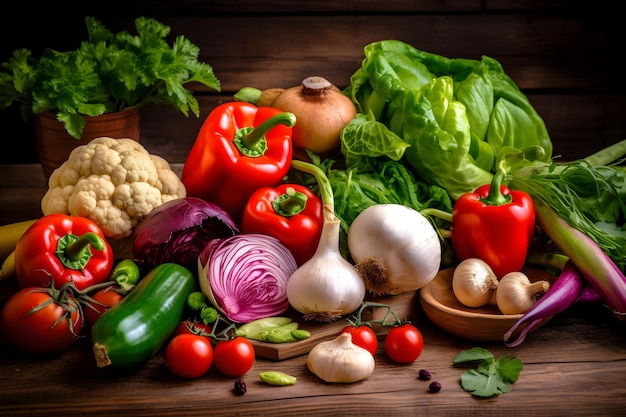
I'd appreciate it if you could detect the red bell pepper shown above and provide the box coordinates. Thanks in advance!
[241,183,324,266]
[15,214,114,291]
[451,171,535,278]
[181,102,296,223]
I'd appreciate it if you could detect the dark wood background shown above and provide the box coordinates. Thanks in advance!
[1,1,623,165]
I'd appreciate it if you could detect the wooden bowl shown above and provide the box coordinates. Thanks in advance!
[419,266,554,342]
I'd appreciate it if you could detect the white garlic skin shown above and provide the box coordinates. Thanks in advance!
[287,218,365,321]
[307,332,375,383]
[496,271,550,315]
[452,258,499,308]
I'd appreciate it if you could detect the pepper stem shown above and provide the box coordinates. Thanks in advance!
[56,232,105,271]
[111,259,140,293]
[273,187,308,217]
[234,112,296,158]
[479,170,512,206]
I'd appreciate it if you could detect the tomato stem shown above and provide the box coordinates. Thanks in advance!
[346,301,404,328]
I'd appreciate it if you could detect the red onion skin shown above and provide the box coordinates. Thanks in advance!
[575,285,602,305]
[504,260,583,347]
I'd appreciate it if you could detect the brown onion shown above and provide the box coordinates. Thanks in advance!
[269,76,357,158]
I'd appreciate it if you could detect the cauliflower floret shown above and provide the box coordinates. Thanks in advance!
[41,137,186,239]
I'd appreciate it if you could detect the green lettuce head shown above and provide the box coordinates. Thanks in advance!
[343,40,553,199]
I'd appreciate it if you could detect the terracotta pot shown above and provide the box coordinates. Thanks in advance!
[34,108,141,181]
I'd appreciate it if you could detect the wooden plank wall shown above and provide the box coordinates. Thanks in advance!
[1,1,623,165]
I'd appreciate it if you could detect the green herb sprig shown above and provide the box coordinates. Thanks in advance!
[453,347,523,398]
[0,16,221,138]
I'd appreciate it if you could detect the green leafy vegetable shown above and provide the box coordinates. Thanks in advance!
[453,347,523,397]
[0,16,221,138]
[343,40,553,199]
[510,140,626,272]
[287,152,454,263]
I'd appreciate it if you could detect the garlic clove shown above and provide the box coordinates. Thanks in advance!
[452,258,499,308]
[496,271,550,315]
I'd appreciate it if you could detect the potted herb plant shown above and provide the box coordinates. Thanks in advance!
[0,16,221,179]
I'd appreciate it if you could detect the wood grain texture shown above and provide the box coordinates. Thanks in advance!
[0,3,623,164]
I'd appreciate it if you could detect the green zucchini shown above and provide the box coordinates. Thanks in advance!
[91,263,196,368]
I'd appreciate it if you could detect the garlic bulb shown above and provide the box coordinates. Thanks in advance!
[287,214,366,322]
[286,160,366,322]
[348,204,442,295]
[307,332,375,383]
[496,271,550,315]
[452,258,499,308]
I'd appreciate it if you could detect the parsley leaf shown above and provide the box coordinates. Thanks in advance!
[453,347,523,398]
[0,16,221,138]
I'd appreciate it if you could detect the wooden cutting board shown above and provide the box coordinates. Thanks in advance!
[250,290,421,360]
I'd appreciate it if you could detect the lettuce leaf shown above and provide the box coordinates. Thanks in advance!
[343,40,553,199]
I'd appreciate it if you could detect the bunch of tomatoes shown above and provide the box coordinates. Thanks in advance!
[166,320,255,379]
[342,322,424,363]
[339,301,424,363]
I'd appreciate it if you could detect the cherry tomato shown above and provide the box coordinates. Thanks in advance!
[384,323,424,363]
[83,285,125,328]
[341,325,378,356]
[173,320,213,341]
[165,334,214,378]
[0,286,83,354]
[212,336,255,377]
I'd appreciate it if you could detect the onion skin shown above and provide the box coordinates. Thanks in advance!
[270,76,357,157]
[503,260,583,347]
[133,197,238,273]
[348,204,441,295]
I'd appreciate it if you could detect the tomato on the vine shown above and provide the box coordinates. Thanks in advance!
[83,285,125,328]
[212,336,255,377]
[173,320,213,341]
[341,325,378,356]
[0,286,83,354]
[384,323,424,363]
[165,334,214,378]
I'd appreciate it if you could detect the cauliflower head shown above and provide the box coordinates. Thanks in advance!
[41,137,186,239]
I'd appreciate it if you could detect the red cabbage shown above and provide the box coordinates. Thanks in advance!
[198,234,297,323]
[133,197,238,273]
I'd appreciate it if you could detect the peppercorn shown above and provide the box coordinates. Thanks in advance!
[418,369,431,381]
[428,381,441,393]
[234,379,247,395]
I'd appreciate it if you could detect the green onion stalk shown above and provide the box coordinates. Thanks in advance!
[509,140,626,317]
[534,199,626,317]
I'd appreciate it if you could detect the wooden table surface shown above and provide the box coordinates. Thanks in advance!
[1,163,626,417]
